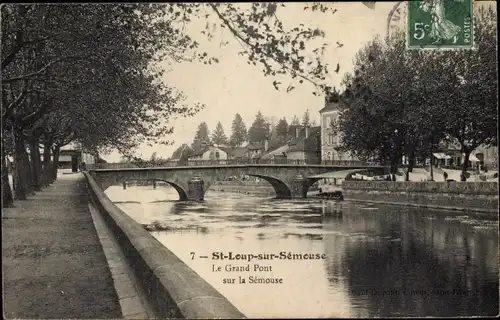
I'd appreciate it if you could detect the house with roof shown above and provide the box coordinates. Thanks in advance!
[255,126,321,164]
[167,144,193,165]
[246,141,267,159]
[56,143,96,172]
[432,138,497,170]
[187,144,229,163]
[286,126,321,164]
[224,146,249,160]
[319,93,357,162]
[259,144,289,162]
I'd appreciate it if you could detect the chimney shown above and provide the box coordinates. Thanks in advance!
[201,141,207,149]
[264,138,269,152]
[305,126,309,139]
[296,127,300,138]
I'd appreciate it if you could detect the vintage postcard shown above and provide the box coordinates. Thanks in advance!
[2,1,498,319]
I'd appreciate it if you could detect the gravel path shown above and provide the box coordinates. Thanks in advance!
[2,173,122,319]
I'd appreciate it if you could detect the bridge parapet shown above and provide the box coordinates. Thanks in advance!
[84,172,246,319]
[89,164,387,201]
[87,159,387,170]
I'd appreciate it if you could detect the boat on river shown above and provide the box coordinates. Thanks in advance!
[308,183,344,201]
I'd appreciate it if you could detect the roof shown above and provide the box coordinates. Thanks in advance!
[170,144,193,160]
[190,145,212,157]
[247,141,265,150]
[260,144,290,160]
[319,101,344,114]
[288,126,321,152]
[190,145,229,157]
[220,146,248,158]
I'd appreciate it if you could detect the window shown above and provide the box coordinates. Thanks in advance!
[324,116,330,128]
[215,151,220,159]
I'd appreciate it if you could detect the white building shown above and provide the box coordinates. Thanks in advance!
[187,145,228,163]
[319,98,356,162]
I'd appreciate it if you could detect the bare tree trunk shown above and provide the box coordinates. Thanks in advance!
[13,132,27,200]
[22,148,35,195]
[29,136,42,191]
[1,142,14,207]
[41,134,53,187]
[51,145,60,182]
[429,149,434,181]
[461,150,471,182]
[405,151,416,181]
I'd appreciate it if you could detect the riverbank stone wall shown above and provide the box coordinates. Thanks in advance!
[83,172,246,319]
[342,181,498,214]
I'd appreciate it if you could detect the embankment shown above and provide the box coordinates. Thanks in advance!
[342,181,498,216]
[83,172,246,319]
[209,181,275,196]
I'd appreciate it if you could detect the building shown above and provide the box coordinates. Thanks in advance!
[168,144,193,165]
[259,144,289,162]
[473,145,498,170]
[319,93,356,162]
[246,141,267,159]
[287,126,321,164]
[254,126,321,164]
[187,145,229,163]
[433,140,498,170]
[58,144,96,172]
[223,146,249,160]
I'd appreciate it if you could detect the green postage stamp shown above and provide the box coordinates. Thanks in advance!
[408,0,473,49]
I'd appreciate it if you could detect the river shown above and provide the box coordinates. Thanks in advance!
[105,185,499,318]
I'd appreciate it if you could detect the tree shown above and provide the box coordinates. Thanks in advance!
[427,7,497,181]
[1,4,203,202]
[339,6,497,181]
[339,33,444,179]
[302,109,311,127]
[275,118,289,143]
[291,115,301,125]
[1,3,342,206]
[191,122,211,151]
[212,121,229,146]
[230,113,247,147]
[248,111,270,142]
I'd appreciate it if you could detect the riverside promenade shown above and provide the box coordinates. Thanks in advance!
[2,174,122,318]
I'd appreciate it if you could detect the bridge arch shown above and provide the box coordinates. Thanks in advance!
[246,174,293,199]
[104,178,189,201]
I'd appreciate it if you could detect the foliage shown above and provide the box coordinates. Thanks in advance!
[0,2,341,204]
[290,115,300,125]
[275,117,289,143]
[338,7,497,181]
[211,121,229,146]
[302,109,311,127]
[248,111,270,142]
[229,113,248,147]
[192,3,337,94]
[191,122,211,151]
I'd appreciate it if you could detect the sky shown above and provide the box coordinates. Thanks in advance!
[102,2,409,162]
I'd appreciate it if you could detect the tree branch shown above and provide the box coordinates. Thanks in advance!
[1,80,28,121]
[208,4,318,87]
[2,55,90,83]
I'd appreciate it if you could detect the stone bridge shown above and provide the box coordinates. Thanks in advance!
[89,164,387,201]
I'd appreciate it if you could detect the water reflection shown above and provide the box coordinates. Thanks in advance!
[106,185,499,318]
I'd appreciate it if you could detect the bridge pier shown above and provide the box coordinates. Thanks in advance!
[187,177,204,201]
[291,175,307,198]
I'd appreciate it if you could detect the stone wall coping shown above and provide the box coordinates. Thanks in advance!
[89,164,384,172]
[342,181,498,195]
[83,172,246,319]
